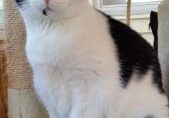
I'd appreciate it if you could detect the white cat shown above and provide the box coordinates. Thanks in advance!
[16,0,169,118]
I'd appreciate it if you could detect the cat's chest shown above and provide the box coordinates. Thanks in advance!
[33,63,122,118]
[26,24,116,67]
[26,28,81,64]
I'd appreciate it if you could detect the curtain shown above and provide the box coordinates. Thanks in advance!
[158,0,169,95]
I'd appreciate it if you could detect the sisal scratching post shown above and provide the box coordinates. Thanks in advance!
[158,0,169,95]
[4,0,49,117]
[127,0,131,26]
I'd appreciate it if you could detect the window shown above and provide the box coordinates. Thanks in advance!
[0,0,3,27]
[132,0,159,3]
[0,0,3,9]
[93,0,162,16]
[92,0,162,45]
[0,0,4,40]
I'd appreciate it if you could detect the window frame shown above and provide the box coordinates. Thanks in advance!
[0,1,4,40]
[92,0,161,16]
[0,0,3,30]
[0,9,3,29]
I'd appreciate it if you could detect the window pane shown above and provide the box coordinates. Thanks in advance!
[0,0,3,30]
[103,0,126,5]
[131,0,160,3]
[103,0,161,5]
[0,0,3,9]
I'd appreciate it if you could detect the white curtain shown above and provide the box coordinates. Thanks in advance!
[158,0,169,95]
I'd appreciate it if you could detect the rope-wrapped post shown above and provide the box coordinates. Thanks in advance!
[158,0,169,95]
[4,0,49,117]
[127,0,131,26]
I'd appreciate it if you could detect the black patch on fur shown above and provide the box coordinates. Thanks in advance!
[42,9,47,16]
[102,13,164,93]
[16,0,25,6]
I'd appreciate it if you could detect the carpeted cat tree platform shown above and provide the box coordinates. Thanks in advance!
[158,0,169,95]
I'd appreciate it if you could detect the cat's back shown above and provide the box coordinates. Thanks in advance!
[102,13,163,91]
[99,13,169,117]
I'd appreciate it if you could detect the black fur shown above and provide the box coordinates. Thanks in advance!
[42,9,47,16]
[149,11,158,55]
[15,0,25,6]
[102,13,164,93]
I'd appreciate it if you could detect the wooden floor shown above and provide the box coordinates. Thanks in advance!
[0,40,7,118]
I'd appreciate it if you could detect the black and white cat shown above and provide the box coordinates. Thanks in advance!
[16,0,168,118]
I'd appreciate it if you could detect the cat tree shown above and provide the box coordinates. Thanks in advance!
[127,0,131,26]
[158,0,169,95]
[4,0,48,117]
[0,40,7,118]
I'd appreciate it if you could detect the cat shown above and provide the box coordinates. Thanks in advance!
[16,0,169,118]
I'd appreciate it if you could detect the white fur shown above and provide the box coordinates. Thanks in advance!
[117,71,168,118]
[18,0,169,118]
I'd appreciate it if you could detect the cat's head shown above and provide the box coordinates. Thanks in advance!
[16,0,89,22]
